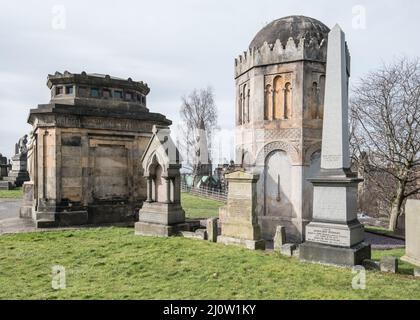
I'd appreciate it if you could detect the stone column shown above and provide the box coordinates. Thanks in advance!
[299,25,371,267]
[146,177,153,203]
[165,177,171,204]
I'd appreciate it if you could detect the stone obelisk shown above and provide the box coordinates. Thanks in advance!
[299,25,371,266]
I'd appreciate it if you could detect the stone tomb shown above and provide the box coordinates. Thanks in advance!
[24,71,171,227]
[402,200,420,267]
[217,170,265,250]
[135,125,187,237]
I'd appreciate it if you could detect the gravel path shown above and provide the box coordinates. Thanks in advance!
[364,231,405,250]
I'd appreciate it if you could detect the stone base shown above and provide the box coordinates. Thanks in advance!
[0,181,12,190]
[299,242,371,267]
[217,235,266,250]
[401,255,420,268]
[20,206,33,219]
[134,221,189,237]
[35,210,89,228]
[4,171,30,188]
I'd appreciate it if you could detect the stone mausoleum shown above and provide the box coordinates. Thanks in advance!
[235,16,330,242]
[23,71,171,227]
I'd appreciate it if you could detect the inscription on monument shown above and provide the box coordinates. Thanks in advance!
[307,225,349,247]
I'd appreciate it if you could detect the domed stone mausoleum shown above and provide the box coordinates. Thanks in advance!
[234,16,331,242]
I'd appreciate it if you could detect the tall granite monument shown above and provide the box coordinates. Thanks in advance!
[299,25,371,266]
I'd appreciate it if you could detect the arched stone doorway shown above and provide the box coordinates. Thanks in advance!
[264,150,293,218]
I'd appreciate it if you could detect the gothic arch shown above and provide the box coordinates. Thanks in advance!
[255,141,300,166]
[304,142,322,165]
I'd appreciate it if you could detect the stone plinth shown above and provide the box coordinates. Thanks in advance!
[217,170,265,250]
[401,200,420,267]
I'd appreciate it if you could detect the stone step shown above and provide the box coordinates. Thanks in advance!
[36,219,58,228]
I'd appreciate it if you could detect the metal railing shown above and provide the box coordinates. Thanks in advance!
[181,183,228,202]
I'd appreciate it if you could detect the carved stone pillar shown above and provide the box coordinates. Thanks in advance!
[146,177,153,203]
[165,177,171,204]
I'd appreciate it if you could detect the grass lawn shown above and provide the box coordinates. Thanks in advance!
[181,192,223,219]
[0,227,419,300]
[0,187,22,199]
[365,226,404,239]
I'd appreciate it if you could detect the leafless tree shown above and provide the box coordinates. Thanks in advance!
[351,57,420,231]
[178,87,218,174]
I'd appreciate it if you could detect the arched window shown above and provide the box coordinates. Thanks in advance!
[238,93,243,125]
[284,82,292,119]
[242,84,247,124]
[264,84,272,120]
[273,76,283,119]
[311,82,319,119]
[247,89,250,123]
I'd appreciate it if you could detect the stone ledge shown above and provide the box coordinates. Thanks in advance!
[299,241,371,267]
[217,235,265,251]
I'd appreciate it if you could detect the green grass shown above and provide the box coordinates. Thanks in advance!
[0,187,22,199]
[0,227,419,300]
[181,192,223,219]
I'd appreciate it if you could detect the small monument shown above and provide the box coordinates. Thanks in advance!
[0,153,12,190]
[299,25,371,266]
[217,170,265,250]
[135,125,187,237]
[401,200,420,267]
[4,135,30,188]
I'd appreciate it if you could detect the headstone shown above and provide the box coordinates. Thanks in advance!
[135,125,187,237]
[20,181,34,219]
[274,226,286,251]
[180,229,207,240]
[4,135,30,187]
[217,170,265,250]
[380,257,398,273]
[0,153,12,190]
[401,200,420,267]
[206,218,218,242]
[280,244,297,257]
[299,25,371,267]
[414,269,420,278]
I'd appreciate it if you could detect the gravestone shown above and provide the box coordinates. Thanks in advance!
[135,125,187,237]
[401,200,420,267]
[299,25,371,266]
[380,257,398,274]
[206,218,218,242]
[217,170,265,250]
[274,226,286,251]
[4,135,30,187]
[0,153,12,190]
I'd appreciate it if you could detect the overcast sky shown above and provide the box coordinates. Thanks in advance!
[0,0,419,161]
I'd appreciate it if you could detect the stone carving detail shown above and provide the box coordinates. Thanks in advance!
[255,140,300,166]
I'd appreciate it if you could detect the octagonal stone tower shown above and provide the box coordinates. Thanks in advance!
[235,16,330,242]
[24,71,171,227]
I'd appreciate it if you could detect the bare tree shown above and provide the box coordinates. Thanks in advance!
[178,87,218,174]
[351,57,420,231]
